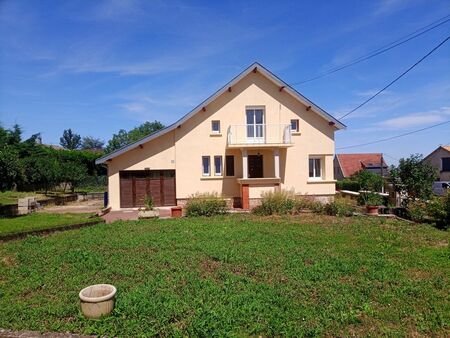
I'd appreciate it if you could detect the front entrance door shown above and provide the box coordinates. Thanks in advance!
[248,155,263,178]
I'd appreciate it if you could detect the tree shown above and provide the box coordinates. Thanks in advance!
[351,170,383,192]
[81,136,104,150]
[60,129,81,150]
[390,154,437,201]
[60,161,87,192]
[105,121,165,153]
[0,146,24,191]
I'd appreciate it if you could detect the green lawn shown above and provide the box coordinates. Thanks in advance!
[0,191,47,206]
[0,213,100,237]
[0,215,448,336]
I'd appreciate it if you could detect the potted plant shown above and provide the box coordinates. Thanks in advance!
[138,196,158,218]
[360,192,384,215]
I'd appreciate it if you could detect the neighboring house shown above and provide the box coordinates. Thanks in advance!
[96,62,346,210]
[423,145,450,181]
[334,153,388,180]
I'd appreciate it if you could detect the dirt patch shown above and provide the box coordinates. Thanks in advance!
[406,268,432,281]
[1,255,16,267]
[200,258,222,276]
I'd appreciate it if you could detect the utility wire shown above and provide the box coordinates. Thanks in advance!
[338,35,450,120]
[336,120,450,150]
[291,14,450,85]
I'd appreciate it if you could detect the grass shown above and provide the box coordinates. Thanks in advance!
[0,213,100,236]
[0,191,47,206]
[0,214,448,336]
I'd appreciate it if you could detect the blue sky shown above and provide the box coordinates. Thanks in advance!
[1,0,449,164]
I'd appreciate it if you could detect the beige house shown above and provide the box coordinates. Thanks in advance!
[423,145,450,181]
[96,63,346,210]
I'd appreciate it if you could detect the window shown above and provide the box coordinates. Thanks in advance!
[290,119,299,132]
[443,157,450,172]
[214,156,222,176]
[211,120,220,134]
[202,156,210,176]
[309,158,322,179]
[226,155,235,176]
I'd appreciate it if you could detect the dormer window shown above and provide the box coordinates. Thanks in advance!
[211,120,221,134]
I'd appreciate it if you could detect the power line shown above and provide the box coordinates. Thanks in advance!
[291,14,450,85]
[338,35,450,120]
[336,120,450,150]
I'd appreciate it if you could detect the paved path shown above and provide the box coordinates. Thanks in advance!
[101,210,139,223]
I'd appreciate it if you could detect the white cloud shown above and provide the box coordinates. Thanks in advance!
[374,107,450,129]
[373,0,418,16]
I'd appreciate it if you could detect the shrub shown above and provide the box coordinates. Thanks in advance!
[357,192,385,206]
[324,196,356,217]
[253,190,296,216]
[406,199,428,222]
[144,196,154,210]
[427,193,450,230]
[336,179,361,192]
[186,192,228,217]
[294,196,324,214]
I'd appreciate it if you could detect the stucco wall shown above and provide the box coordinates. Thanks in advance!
[424,148,450,181]
[106,71,338,209]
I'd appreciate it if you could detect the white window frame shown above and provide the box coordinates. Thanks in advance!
[202,156,210,176]
[290,119,299,133]
[211,120,221,134]
[309,157,322,180]
[214,155,223,176]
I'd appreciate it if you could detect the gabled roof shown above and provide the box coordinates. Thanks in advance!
[423,145,450,162]
[336,153,388,178]
[96,62,346,164]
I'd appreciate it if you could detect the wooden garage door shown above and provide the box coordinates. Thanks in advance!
[119,170,176,208]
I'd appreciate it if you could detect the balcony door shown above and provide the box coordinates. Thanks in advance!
[246,108,265,143]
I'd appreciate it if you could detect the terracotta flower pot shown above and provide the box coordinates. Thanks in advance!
[79,284,116,319]
[366,205,379,215]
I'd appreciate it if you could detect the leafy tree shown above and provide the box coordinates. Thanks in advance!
[105,121,165,153]
[60,161,87,192]
[351,170,383,192]
[60,129,81,150]
[23,153,61,193]
[0,146,24,191]
[81,136,104,150]
[390,154,437,201]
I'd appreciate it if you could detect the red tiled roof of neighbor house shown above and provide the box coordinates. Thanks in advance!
[336,153,387,178]
[442,146,450,152]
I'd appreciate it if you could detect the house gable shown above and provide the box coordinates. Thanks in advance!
[96,62,345,164]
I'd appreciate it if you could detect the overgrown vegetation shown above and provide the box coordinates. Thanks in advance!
[336,170,383,192]
[406,193,450,229]
[324,196,356,216]
[390,153,437,202]
[185,192,228,216]
[0,215,448,336]
[252,190,296,215]
[0,213,100,236]
[357,192,385,206]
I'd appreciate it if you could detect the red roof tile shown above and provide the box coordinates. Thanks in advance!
[336,153,387,178]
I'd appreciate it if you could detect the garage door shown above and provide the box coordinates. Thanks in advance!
[119,170,176,208]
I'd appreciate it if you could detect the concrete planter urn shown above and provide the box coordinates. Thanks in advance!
[138,209,159,218]
[79,284,116,319]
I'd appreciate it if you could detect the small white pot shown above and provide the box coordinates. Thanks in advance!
[79,284,116,319]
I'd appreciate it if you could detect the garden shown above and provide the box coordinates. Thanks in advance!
[0,214,449,336]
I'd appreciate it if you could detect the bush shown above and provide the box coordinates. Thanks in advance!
[144,196,154,210]
[253,190,296,216]
[324,196,356,217]
[357,192,385,206]
[336,179,361,192]
[406,199,428,222]
[185,192,228,217]
[427,194,450,230]
[294,196,324,214]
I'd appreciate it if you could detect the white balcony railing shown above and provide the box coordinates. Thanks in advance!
[227,124,292,146]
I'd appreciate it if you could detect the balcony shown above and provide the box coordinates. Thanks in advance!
[227,124,293,148]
